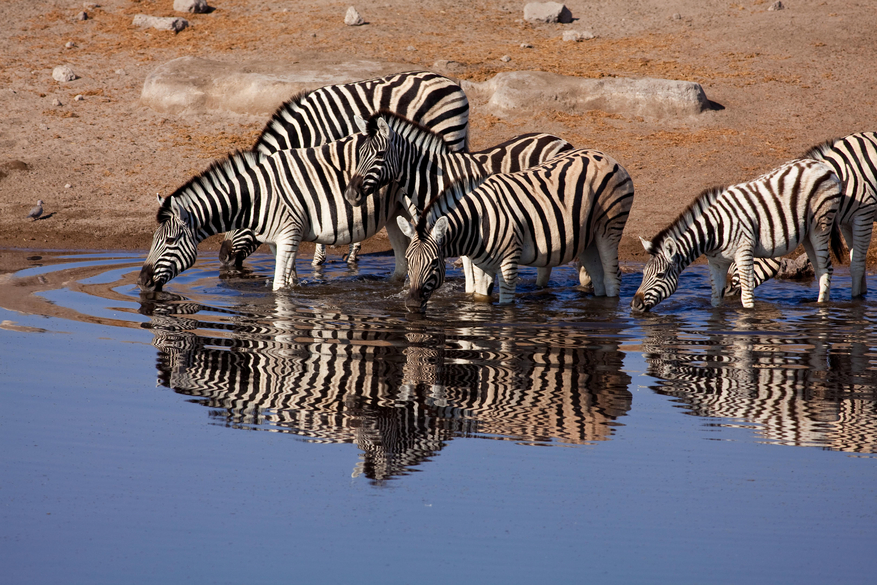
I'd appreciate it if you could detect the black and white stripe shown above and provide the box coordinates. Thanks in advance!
[631,158,842,311]
[221,71,470,269]
[343,111,574,294]
[395,148,635,310]
[138,135,404,292]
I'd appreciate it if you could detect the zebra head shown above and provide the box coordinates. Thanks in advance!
[344,114,400,206]
[397,215,449,312]
[631,236,682,312]
[139,195,198,292]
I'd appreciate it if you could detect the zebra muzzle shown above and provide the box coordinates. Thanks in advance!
[138,264,162,292]
[344,175,365,206]
[630,292,650,312]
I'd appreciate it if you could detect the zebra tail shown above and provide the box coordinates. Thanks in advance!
[830,217,846,264]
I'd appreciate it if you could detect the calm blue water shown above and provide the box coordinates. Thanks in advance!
[1,250,875,585]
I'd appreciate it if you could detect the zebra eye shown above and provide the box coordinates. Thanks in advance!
[165,234,179,245]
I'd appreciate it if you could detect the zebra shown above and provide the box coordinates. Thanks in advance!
[630,158,843,311]
[720,133,877,298]
[138,134,406,292]
[394,148,635,310]
[220,71,470,270]
[342,110,574,295]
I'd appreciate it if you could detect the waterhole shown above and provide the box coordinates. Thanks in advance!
[2,249,875,584]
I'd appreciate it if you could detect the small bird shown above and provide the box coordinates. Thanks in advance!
[27,200,44,221]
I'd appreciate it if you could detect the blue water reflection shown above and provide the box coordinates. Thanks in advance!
[1,250,875,584]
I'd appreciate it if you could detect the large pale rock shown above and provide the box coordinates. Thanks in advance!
[52,65,78,82]
[463,71,711,119]
[524,2,572,24]
[141,56,412,116]
[344,7,365,26]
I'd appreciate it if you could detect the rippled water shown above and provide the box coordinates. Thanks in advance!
[2,249,876,584]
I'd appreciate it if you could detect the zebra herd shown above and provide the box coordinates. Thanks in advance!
[138,70,877,312]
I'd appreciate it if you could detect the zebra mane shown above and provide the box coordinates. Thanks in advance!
[251,89,313,150]
[367,109,451,156]
[414,174,487,236]
[801,137,840,160]
[649,185,726,249]
[158,149,265,223]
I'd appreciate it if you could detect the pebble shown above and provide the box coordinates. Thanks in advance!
[77,11,88,21]
[52,98,62,106]
[132,14,189,32]
[520,42,533,48]
[74,94,84,101]
[500,55,511,62]
[52,65,78,82]
[672,13,682,20]
[406,45,416,51]
[523,2,573,24]
[562,30,595,42]
[768,1,785,10]
[115,69,126,75]
[344,6,365,26]
[65,184,72,189]
[65,41,76,49]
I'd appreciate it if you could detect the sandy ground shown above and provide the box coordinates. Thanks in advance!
[2,0,876,268]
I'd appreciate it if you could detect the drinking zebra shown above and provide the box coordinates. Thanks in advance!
[343,110,574,295]
[138,134,404,292]
[219,71,470,270]
[395,148,635,310]
[631,158,842,311]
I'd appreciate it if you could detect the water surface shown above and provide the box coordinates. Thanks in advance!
[1,250,875,584]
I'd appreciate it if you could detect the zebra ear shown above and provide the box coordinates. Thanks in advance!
[431,216,449,246]
[354,115,367,133]
[397,215,416,239]
[377,116,391,139]
[640,236,655,255]
[169,196,191,225]
[156,193,163,206]
[663,238,679,262]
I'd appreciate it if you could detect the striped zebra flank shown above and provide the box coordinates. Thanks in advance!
[343,110,574,295]
[631,158,842,311]
[138,135,403,292]
[395,148,635,310]
[221,71,470,270]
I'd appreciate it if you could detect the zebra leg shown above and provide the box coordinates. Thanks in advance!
[802,236,833,303]
[577,243,606,296]
[462,256,476,294]
[848,215,873,297]
[472,266,495,301]
[710,258,734,307]
[496,259,520,304]
[596,238,622,297]
[311,244,327,267]
[271,233,302,291]
[345,242,362,266]
[535,267,552,287]
[386,212,410,283]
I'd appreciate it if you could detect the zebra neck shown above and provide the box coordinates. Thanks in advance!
[398,143,487,209]
[674,216,720,268]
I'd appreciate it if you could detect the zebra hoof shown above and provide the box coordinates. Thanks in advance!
[472,293,492,303]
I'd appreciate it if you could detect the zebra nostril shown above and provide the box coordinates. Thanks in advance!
[344,175,364,204]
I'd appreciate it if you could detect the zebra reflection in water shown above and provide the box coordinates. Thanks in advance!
[640,310,877,453]
[142,294,632,482]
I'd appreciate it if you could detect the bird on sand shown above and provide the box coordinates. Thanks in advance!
[27,200,44,221]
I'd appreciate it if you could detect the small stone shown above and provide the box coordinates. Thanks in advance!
[115,69,126,75]
[523,2,573,24]
[40,124,50,131]
[132,14,189,32]
[52,98,62,106]
[500,55,511,62]
[174,0,210,13]
[65,183,72,189]
[562,30,595,42]
[406,45,416,51]
[520,42,533,48]
[768,1,785,10]
[74,94,84,101]
[77,11,88,21]
[672,13,682,20]
[344,6,365,26]
[52,65,78,82]
[65,41,76,49]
